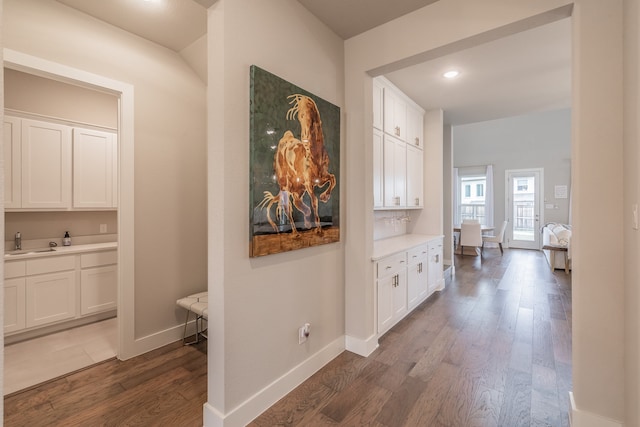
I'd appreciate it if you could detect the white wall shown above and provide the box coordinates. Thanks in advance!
[623,0,640,425]
[5,68,118,129]
[206,0,345,424]
[3,0,208,341]
[453,108,572,229]
[571,0,624,423]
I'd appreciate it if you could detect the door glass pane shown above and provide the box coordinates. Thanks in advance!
[512,175,535,242]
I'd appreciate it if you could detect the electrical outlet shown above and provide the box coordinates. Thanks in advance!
[298,323,310,344]
[100,224,108,233]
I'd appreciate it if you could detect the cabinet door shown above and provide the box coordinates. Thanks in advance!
[373,128,384,208]
[4,117,22,208]
[392,269,408,320]
[21,119,72,209]
[377,275,394,335]
[73,128,116,208]
[4,278,26,334]
[408,246,428,309]
[428,239,445,293]
[383,89,406,140]
[373,79,384,130]
[407,262,420,310]
[406,144,424,208]
[383,134,406,208]
[406,105,424,149]
[81,265,117,315]
[26,271,76,328]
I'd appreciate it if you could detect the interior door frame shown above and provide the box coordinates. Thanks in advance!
[504,168,544,250]
[3,48,136,360]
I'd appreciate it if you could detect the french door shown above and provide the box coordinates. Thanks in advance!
[505,169,543,250]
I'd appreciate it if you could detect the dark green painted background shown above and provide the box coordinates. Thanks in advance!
[249,65,340,237]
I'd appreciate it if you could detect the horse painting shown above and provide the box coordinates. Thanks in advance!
[250,65,339,257]
[258,94,336,236]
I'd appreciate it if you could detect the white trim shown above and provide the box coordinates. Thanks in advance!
[569,392,623,427]
[203,336,345,427]
[130,321,198,355]
[345,333,379,357]
[3,49,136,360]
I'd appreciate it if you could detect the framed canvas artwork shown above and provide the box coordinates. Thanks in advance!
[249,65,340,257]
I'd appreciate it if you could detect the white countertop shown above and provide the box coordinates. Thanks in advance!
[5,242,117,260]
[372,234,443,261]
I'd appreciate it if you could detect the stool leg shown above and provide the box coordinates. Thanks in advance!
[182,310,191,345]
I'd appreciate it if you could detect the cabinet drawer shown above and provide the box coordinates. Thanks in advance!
[407,245,428,266]
[26,255,75,276]
[81,250,117,268]
[429,238,443,252]
[5,261,26,279]
[376,252,406,278]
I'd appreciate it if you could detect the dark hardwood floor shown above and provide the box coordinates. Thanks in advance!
[251,248,572,427]
[4,339,207,427]
[5,248,571,427]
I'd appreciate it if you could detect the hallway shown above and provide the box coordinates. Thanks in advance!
[4,248,571,426]
[252,248,572,426]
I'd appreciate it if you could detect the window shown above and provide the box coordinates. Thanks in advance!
[459,175,486,224]
[517,179,528,192]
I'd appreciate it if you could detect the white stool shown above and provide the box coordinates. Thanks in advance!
[176,291,208,345]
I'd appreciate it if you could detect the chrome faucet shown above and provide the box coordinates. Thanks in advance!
[15,232,21,250]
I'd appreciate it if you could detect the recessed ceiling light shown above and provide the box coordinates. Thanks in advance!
[443,70,460,79]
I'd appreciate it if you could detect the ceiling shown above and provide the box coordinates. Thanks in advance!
[53,0,571,126]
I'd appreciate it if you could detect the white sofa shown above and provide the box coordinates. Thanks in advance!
[541,223,572,271]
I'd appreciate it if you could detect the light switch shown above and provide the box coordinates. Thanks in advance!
[633,204,638,230]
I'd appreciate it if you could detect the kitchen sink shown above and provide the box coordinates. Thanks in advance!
[6,248,56,256]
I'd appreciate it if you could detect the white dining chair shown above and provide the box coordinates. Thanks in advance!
[460,222,483,256]
[482,220,508,255]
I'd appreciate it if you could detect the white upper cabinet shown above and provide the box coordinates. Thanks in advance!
[73,128,117,209]
[373,77,425,210]
[373,128,384,208]
[4,116,22,208]
[21,119,72,209]
[406,144,424,208]
[406,104,424,149]
[383,88,407,140]
[373,79,384,130]
[383,134,407,208]
[4,115,117,211]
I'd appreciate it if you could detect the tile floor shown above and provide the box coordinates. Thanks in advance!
[4,317,117,395]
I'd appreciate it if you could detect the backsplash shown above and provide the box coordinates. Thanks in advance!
[5,211,117,249]
[373,210,410,241]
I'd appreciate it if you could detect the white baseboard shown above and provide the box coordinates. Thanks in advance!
[569,392,623,427]
[345,333,379,357]
[203,336,345,427]
[126,320,198,359]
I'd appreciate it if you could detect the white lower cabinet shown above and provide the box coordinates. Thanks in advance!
[80,251,117,315]
[376,252,407,335]
[26,271,76,328]
[407,245,428,310]
[375,236,444,337]
[4,249,117,336]
[4,278,26,333]
[428,238,445,293]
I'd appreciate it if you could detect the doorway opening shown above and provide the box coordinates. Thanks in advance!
[505,168,543,250]
[2,48,135,394]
